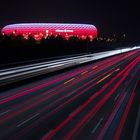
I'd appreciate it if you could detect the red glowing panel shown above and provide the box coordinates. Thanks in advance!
[1,23,98,41]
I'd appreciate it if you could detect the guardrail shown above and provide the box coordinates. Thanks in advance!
[0,46,140,86]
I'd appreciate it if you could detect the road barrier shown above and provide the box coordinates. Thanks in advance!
[0,46,140,86]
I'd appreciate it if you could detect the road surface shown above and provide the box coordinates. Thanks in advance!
[0,49,140,140]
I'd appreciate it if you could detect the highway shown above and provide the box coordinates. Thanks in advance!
[0,49,140,140]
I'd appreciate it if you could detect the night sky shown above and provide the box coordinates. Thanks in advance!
[0,0,140,41]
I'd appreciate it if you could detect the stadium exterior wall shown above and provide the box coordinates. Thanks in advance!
[2,23,98,41]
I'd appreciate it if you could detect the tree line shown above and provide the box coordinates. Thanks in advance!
[0,33,93,64]
[0,32,129,65]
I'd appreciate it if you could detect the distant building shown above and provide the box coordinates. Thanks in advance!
[2,23,97,41]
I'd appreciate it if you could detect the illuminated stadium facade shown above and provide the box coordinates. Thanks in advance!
[2,23,97,41]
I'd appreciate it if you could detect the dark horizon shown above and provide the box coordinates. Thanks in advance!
[0,0,140,42]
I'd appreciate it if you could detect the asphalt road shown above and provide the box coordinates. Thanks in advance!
[0,49,140,140]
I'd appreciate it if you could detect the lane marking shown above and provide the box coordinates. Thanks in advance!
[114,94,120,101]
[96,74,111,84]
[81,71,88,75]
[132,105,140,140]
[17,113,39,127]
[91,118,104,134]
[41,51,140,140]
[92,66,98,69]
[63,57,140,140]
[114,90,137,140]
[64,78,75,85]
[0,110,10,117]
[97,92,126,140]
[66,91,76,97]
[43,89,56,95]
[115,68,120,72]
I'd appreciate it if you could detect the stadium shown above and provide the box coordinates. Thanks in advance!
[1,23,98,41]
